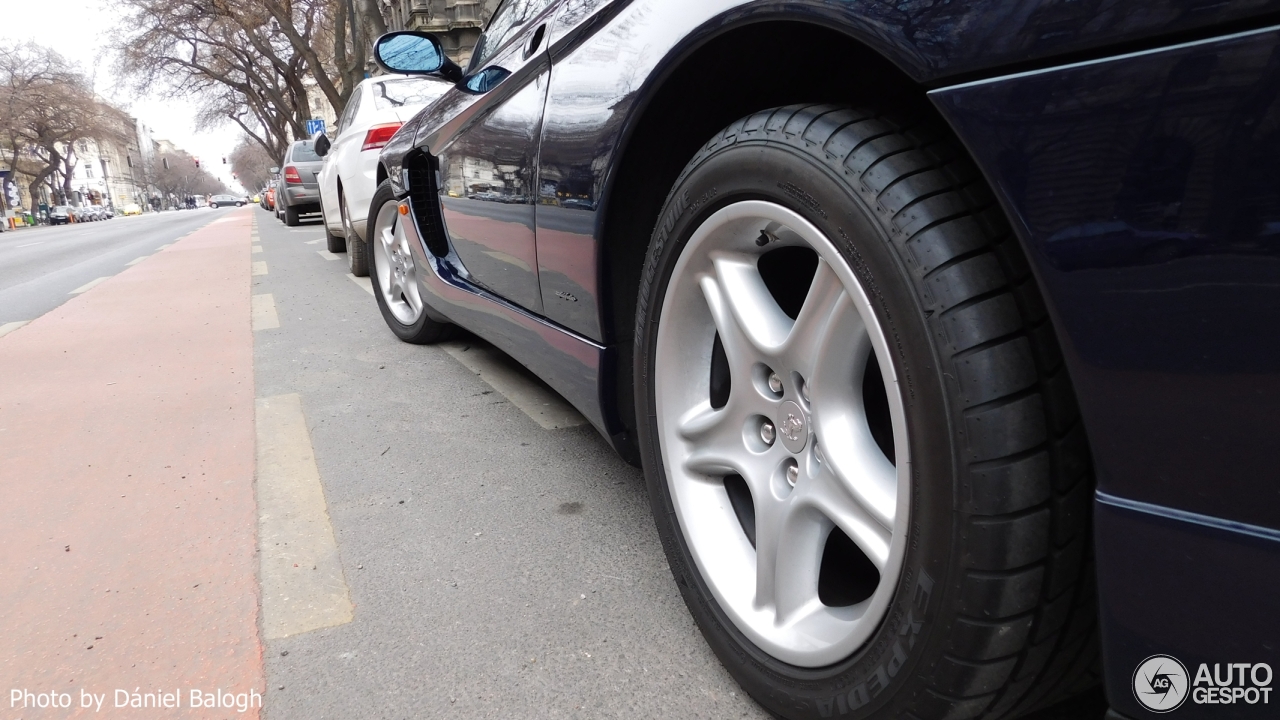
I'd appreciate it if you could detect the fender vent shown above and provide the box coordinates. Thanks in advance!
[404,152,449,258]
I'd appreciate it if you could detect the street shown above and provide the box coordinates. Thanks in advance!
[0,211,222,331]
[251,208,764,718]
[0,207,767,718]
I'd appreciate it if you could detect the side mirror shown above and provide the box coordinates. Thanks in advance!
[313,132,330,157]
[269,166,280,174]
[374,31,463,82]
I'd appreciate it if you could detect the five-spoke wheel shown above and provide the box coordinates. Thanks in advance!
[654,200,908,667]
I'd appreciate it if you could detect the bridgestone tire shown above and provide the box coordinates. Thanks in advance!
[634,105,1098,720]
[367,180,453,344]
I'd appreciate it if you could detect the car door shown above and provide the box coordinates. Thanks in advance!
[429,0,562,315]
[320,85,363,231]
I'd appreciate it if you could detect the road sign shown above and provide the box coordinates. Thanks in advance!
[306,119,326,136]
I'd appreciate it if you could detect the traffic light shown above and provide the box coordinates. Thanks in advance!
[222,157,227,164]
[195,158,201,168]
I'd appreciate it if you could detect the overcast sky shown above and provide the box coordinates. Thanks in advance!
[4,0,246,192]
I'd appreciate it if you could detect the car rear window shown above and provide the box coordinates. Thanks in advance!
[369,78,450,111]
[290,142,322,162]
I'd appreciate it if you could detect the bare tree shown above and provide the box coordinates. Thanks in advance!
[0,43,122,206]
[228,136,275,193]
[114,0,390,161]
[150,150,227,206]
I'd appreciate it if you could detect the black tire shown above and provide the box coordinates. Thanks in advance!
[634,105,1097,720]
[342,192,368,277]
[367,180,453,344]
[324,198,347,253]
[284,202,300,226]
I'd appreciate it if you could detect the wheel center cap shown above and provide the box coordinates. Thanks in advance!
[777,400,808,453]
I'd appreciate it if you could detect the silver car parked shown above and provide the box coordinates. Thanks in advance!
[272,140,324,226]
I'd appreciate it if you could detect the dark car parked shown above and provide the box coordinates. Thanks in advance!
[48,206,71,225]
[365,2,1280,719]
[272,140,324,226]
[209,194,245,208]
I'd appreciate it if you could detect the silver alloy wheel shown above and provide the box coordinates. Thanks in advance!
[655,200,910,668]
[371,200,424,325]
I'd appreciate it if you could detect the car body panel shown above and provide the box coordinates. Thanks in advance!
[377,4,1280,712]
[930,24,1280,713]
[402,190,609,435]
[402,2,561,316]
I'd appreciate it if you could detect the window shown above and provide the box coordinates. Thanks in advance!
[85,167,93,178]
[337,86,362,134]
[290,141,322,162]
[468,0,558,71]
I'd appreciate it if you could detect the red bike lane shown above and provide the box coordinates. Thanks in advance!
[0,210,263,717]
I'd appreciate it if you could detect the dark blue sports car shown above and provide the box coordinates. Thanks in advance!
[364,2,1280,718]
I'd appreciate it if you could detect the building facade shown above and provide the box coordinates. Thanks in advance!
[384,0,500,66]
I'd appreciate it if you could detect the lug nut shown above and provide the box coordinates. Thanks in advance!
[760,421,776,446]
[786,462,799,487]
[767,372,783,395]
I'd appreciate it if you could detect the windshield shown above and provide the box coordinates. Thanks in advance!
[370,77,451,111]
[290,141,321,162]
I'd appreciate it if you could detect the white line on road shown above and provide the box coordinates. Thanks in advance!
[256,393,354,639]
[17,242,42,248]
[440,341,587,430]
[252,245,263,253]
[156,243,171,250]
[316,250,340,261]
[0,321,30,339]
[126,256,149,266]
[69,277,110,295]
[346,273,374,296]
[252,293,280,331]
[304,239,323,245]
[252,261,268,276]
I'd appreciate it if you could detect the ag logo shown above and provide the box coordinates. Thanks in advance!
[1134,655,1190,712]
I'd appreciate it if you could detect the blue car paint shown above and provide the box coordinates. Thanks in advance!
[376,2,1280,715]
[931,25,1280,716]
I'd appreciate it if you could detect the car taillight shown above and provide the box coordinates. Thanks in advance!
[284,166,302,184]
[362,123,403,151]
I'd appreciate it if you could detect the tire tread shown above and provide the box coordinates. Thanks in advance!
[675,104,1097,719]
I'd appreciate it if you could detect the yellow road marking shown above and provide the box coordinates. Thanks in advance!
[252,293,280,331]
[255,394,354,639]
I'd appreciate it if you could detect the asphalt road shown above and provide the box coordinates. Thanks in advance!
[250,207,769,719]
[0,209,224,326]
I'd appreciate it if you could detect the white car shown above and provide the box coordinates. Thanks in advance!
[316,74,452,276]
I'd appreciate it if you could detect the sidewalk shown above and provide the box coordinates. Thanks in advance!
[0,210,262,717]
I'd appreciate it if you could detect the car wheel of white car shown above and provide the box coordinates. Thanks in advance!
[341,192,368,277]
